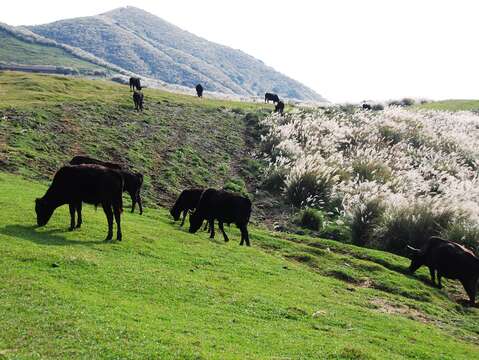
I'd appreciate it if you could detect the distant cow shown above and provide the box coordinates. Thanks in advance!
[170,188,204,226]
[265,92,280,104]
[189,189,252,246]
[195,84,204,98]
[407,239,479,306]
[69,156,144,214]
[129,77,141,91]
[133,90,144,111]
[35,165,123,241]
[362,103,372,110]
[275,101,285,115]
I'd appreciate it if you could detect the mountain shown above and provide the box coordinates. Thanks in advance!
[27,6,325,101]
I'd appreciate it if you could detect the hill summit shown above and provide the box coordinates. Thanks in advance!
[28,6,325,101]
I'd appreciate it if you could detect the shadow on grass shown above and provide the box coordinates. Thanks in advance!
[0,224,106,246]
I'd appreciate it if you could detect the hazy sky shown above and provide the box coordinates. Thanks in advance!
[2,0,478,102]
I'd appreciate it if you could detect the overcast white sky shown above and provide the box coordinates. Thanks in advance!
[2,0,478,102]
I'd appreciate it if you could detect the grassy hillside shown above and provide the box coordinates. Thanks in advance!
[0,71,272,206]
[416,99,479,112]
[28,6,325,101]
[0,172,478,359]
[0,29,106,74]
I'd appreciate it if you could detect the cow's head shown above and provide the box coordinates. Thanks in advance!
[170,204,181,221]
[188,210,203,233]
[405,245,424,273]
[35,198,54,227]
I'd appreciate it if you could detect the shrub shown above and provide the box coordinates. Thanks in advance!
[401,98,415,107]
[285,171,335,208]
[293,208,324,231]
[440,221,479,253]
[349,199,385,247]
[320,219,351,243]
[351,160,392,183]
[378,125,403,145]
[372,104,384,111]
[376,204,456,253]
[262,168,286,193]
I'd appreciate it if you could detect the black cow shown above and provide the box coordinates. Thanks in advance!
[133,90,144,111]
[35,165,123,241]
[407,239,479,306]
[129,77,142,91]
[189,189,252,246]
[195,84,203,98]
[69,156,144,214]
[362,103,372,110]
[170,188,204,226]
[265,92,280,104]
[275,101,285,115]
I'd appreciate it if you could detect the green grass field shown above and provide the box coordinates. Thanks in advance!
[0,30,105,73]
[1,72,478,359]
[416,99,479,112]
[0,71,272,206]
[0,173,478,359]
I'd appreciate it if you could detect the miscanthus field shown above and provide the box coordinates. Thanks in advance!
[260,106,479,253]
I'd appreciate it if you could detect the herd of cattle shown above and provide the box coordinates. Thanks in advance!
[128,76,284,114]
[31,79,479,307]
[35,156,252,245]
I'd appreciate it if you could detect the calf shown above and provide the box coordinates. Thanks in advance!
[275,101,285,115]
[133,90,144,111]
[407,239,479,305]
[265,92,280,104]
[69,156,144,214]
[35,165,123,241]
[189,189,252,246]
[170,188,204,226]
[129,77,141,91]
[195,84,203,98]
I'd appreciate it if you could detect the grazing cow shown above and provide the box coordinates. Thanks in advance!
[69,156,144,214]
[275,101,285,115]
[35,165,123,241]
[189,189,252,246]
[407,239,479,306]
[265,92,280,104]
[133,90,144,111]
[195,84,203,98]
[129,77,142,91]
[362,103,372,110]
[170,188,204,226]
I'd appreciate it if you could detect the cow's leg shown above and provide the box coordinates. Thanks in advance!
[180,210,187,227]
[461,277,477,306]
[113,203,122,241]
[130,192,136,213]
[209,219,215,239]
[102,203,114,241]
[428,267,436,286]
[218,221,229,242]
[76,202,82,228]
[203,220,209,231]
[69,203,76,231]
[137,193,143,215]
[239,224,250,247]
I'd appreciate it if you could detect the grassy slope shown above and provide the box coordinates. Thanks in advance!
[0,172,478,359]
[416,99,479,112]
[0,71,272,206]
[0,30,105,72]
